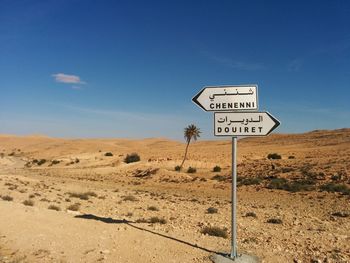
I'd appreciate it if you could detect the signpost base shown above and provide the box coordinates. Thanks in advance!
[210,253,260,263]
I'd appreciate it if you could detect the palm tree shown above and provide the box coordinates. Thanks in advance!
[179,124,201,170]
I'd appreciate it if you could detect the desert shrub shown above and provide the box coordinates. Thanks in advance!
[238,177,262,186]
[126,212,133,217]
[29,194,35,198]
[136,218,148,223]
[284,180,316,192]
[320,183,350,195]
[211,175,227,182]
[1,195,13,201]
[122,195,138,202]
[288,155,295,159]
[84,191,97,197]
[67,203,80,211]
[331,174,341,181]
[267,218,282,224]
[51,160,60,165]
[48,205,61,211]
[23,199,34,206]
[267,178,288,190]
[8,152,15,156]
[75,158,80,163]
[149,217,167,224]
[104,152,113,157]
[37,159,46,166]
[147,206,159,211]
[300,165,319,179]
[331,212,349,218]
[201,226,228,238]
[267,178,315,192]
[32,159,38,163]
[68,191,97,200]
[281,167,294,173]
[124,153,140,163]
[267,153,281,160]
[187,167,197,173]
[174,165,181,171]
[212,166,221,172]
[245,212,257,218]
[207,207,218,214]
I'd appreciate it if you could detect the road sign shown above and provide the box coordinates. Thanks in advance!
[214,111,280,137]
[192,85,258,112]
[192,84,280,262]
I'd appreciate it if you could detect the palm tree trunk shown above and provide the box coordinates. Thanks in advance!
[179,140,190,170]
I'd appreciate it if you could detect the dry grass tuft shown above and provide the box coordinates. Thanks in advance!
[1,195,13,201]
[67,203,80,211]
[201,226,228,238]
[23,199,34,206]
[48,205,61,211]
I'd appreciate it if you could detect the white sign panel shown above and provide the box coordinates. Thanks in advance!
[214,112,280,137]
[192,85,258,112]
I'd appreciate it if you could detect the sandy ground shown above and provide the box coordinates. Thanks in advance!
[0,129,349,262]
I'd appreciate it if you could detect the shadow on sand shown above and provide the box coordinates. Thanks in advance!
[75,214,217,254]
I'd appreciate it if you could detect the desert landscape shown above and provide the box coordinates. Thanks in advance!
[0,129,349,263]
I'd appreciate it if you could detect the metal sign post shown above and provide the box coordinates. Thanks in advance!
[231,136,238,259]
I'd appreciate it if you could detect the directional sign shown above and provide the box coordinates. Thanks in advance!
[214,112,280,137]
[192,85,258,112]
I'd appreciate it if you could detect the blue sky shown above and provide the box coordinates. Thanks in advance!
[1,0,349,140]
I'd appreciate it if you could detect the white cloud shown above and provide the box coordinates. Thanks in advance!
[52,73,86,84]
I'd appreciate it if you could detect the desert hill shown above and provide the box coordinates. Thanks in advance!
[0,129,349,262]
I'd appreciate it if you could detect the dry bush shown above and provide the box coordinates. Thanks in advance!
[245,212,257,218]
[331,212,349,218]
[23,199,34,206]
[67,203,80,211]
[1,195,13,201]
[124,153,140,163]
[267,153,281,159]
[238,177,262,186]
[37,159,46,166]
[212,166,221,172]
[211,175,228,182]
[267,218,283,224]
[207,207,218,214]
[201,226,228,238]
[48,205,61,211]
[68,191,97,200]
[51,160,60,165]
[122,195,138,202]
[149,217,167,224]
[187,167,197,173]
[147,206,159,211]
[320,183,350,195]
